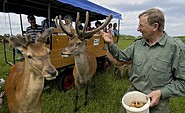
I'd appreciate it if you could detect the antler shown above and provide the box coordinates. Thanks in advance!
[84,14,113,38]
[36,27,54,43]
[9,27,54,50]
[75,12,81,37]
[55,11,113,40]
[54,15,75,39]
[75,11,90,40]
[76,11,113,39]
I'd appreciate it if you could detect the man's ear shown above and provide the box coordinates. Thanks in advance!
[153,23,159,31]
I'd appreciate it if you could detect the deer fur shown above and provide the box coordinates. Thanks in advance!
[54,12,112,112]
[103,45,132,80]
[5,27,58,113]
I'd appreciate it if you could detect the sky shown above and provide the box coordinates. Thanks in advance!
[88,0,185,37]
[0,0,185,37]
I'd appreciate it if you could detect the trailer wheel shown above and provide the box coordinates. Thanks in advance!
[103,58,111,71]
[58,69,74,92]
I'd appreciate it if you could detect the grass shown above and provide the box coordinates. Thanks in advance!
[1,38,185,113]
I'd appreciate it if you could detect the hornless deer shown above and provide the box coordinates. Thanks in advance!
[5,27,58,113]
[54,12,112,112]
[103,45,132,80]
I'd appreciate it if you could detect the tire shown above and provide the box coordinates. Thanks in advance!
[58,69,74,92]
[103,58,111,71]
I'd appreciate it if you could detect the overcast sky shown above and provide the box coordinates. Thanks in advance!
[0,0,185,37]
[88,0,185,37]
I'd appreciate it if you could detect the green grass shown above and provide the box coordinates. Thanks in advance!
[117,38,135,49]
[0,43,12,79]
[1,38,185,113]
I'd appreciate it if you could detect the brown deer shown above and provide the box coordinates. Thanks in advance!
[54,12,112,112]
[5,27,58,113]
[103,45,132,80]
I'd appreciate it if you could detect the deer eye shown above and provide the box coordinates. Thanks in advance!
[27,55,32,59]
[77,42,82,46]
[27,53,33,59]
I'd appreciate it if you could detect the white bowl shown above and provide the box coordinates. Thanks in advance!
[122,91,150,113]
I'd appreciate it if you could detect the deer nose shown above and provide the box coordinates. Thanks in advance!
[46,69,57,77]
[61,51,64,55]
[61,49,66,55]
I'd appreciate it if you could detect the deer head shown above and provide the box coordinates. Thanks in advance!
[8,27,58,80]
[54,11,113,57]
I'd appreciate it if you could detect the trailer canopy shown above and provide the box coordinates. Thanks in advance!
[0,0,122,21]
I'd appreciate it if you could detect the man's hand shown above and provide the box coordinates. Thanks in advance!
[100,31,114,45]
[147,90,162,107]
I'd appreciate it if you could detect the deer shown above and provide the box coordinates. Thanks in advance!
[54,11,112,112]
[5,27,58,113]
[103,45,132,80]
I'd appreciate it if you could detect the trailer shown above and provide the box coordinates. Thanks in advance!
[0,0,122,91]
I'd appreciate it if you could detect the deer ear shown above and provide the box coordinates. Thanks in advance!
[8,36,26,51]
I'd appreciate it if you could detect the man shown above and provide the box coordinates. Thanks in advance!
[41,18,56,32]
[63,15,75,32]
[16,15,42,61]
[101,8,185,113]
[95,20,101,28]
[113,23,119,37]
[26,15,42,43]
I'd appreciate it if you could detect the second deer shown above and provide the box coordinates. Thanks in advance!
[55,12,112,112]
[103,45,132,80]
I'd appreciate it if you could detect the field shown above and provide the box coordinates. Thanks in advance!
[1,37,185,113]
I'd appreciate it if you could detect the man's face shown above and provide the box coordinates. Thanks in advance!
[137,15,154,39]
[28,19,36,26]
[114,24,117,28]
[95,23,101,28]
[65,19,72,26]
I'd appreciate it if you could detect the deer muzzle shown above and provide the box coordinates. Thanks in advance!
[61,50,71,58]
[46,69,58,77]
[45,67,58,80]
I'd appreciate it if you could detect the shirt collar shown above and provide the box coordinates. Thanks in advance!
[31,24,38,29]
[158,31,168,46]
[143,31,168,46]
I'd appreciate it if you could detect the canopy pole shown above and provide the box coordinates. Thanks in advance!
[48,0,51,26]
[117,19,121,43]
[48,0,52,49]
[117,19,120,35]
[3,0,15,65]
[19,14,24,35]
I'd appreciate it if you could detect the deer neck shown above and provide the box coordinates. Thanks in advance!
[24,61,44,89]
[74,51,89,77]
[23,69,44,94]
[20,61,44,108]
[74,51,89,67]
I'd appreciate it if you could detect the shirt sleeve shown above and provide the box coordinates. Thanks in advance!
[108,43,134,62]
[160,40,185,99]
